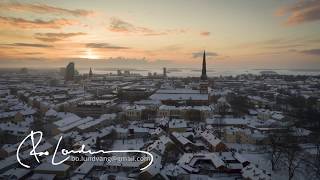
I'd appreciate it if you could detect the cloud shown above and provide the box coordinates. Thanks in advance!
[165,29,187,35]
[0,2,93,16]
[86,43,130,49]
[200,31,210,36]
[263,43,303,49]
[143,32,168,36]
[109,17,185,36]
[2,43,53,48]
[34,32,86,42]
[23,52,44,55]
[192,51,218,58]
[105,57,148,65]
[276,0,320,25]
[109,17,155,34]
[0,16,76,29]
[109,18,138,33]
[234,38,313,50]
[300,48,320,56]
[103,57,176,66]
[0,56,177,68]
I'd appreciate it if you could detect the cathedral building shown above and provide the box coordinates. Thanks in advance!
[150,51,209,106]
[200,51,209,94]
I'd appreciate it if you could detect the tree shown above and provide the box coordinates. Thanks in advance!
[268,129,304,180]
[163,143,179,163]
[32,115,44,132]
[228,94,253,117]
[96,136,101,149]
[110,129,117,138]
[117,113,129,126]
[185,109,201,121]
[268,132,285,171]
[59,137,74,150]
[282,134,302,180]
[0,131,10,144]
[313,143,320,179]
[301,133,320,179]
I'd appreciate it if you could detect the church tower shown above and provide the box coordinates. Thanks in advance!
[200,51,208,94]
[89,67,93,77]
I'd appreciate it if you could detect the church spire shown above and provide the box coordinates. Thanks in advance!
[200,50,207,80]
[89,67,93,76]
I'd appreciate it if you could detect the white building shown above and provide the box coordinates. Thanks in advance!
[125,105,146,120]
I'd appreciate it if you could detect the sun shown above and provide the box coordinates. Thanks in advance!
[84,49,99,59]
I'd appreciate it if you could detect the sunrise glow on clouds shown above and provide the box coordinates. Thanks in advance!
[0,0,320,68]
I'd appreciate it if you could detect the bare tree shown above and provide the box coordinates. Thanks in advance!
[281,134,302,180]
[269,130,303,180]
[313,144,320,179]
[216,99,229,139]
[268,132,284,171]
[301,134,320,179]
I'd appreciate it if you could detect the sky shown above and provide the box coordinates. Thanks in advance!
[0,0,320,69]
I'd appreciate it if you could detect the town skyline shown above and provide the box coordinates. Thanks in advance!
[0,0,320,69]
[0,3,320,177]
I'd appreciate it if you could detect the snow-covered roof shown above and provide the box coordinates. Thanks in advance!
[291,127,311,136]
[217,96,227,103]
[171,132,192,146]
[125,105,146,111]
[35,162,70,172]
[156,89,200,94]
[178,153,225,172]
[161,164,187,177]
[151,93,208,101]
[58,117,93,132]
[150,88,208,101]
[0,122,31,135]
[0,155,17,172]
[73,161,95,175]
[0,168,31,179]
[234,152,248,164]
[134,99,161,106]
[147,135,172,154]
[53,94,67,99]
[54,114,81,127]
[142,123,155,128]
[169,119,187,129]
[144,152,162,177]
[159,105,212,111]
[151,127,164,136]
[45,108,58,117]
[19,108,36,116]
[53,131,79,141]
[241,164,271,180]
[128,125,149,133]
[78,114,115,130]
[200,130,222,146]
[0,142,53,172]
[206,117,249,125]
[78,100,114,106]
[271,112,284,120]
[29,173,56,180]
[0,111,16,119]
[0,136,43,154]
